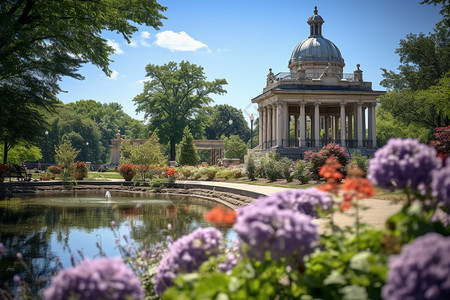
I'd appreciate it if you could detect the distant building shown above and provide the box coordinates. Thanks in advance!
[252,7,384,158]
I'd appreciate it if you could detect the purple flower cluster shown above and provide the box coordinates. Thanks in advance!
[234,195,318,262]
[218,239,240,274]
[258,188,332,217]
[382,233,450,300]
[431,164,450,208]
[43,257,144,300]
[154,227,223,296]
[368,138,442,192]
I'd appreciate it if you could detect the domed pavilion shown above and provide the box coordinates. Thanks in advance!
[252,7,384,158]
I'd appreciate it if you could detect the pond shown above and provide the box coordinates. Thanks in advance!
[0,191,234,296]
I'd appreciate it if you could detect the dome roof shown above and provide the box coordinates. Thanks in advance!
[290,37,344,64]
[289,6,344,65]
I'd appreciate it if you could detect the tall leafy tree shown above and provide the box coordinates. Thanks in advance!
[204,104,251,142]
[377,0,450,142]
[179,126,200,166]
[0,0,166,163]
[133,61,227,161]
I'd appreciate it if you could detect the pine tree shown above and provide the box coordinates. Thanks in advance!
[179,127,200,165]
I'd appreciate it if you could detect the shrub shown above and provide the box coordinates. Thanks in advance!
[293,160,312,184]
[260,152,282,181]
[246,154,256,180]
[216,168,234,179]
[223,135,248,159]
[348,150,369,175]
[47,165,61,175]
[179,126,200,166]
[279,157,294,182]
[305,143,347,180]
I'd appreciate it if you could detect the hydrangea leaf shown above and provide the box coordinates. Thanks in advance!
[324,270,347,285]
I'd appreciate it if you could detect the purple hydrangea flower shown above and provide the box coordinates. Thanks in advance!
[382,233,450,300]
[43,257,144,300]
[368,138,442,192]
[218,239,240,274]
[431,164,450,208]
[234,201,318,262]
[154,227,223,296]
[255,188,332,217]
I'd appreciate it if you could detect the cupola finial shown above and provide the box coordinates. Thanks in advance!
[314,6,318,15]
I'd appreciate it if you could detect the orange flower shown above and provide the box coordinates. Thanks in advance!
[204,205,237,227]
[342,178,375,200]
[319,156,343,180]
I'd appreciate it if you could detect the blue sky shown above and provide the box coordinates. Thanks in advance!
[57,0,442,122]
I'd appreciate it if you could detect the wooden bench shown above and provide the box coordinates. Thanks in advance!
[6,165,32,181]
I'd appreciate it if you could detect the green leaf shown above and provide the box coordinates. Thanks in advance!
[339,285,369,300]
[350,252,371,272]
[324,270,347,285]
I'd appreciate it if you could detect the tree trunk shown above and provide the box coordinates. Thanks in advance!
[170,140,176,162]
[3,139,8,164]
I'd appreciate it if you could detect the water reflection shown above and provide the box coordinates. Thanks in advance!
[0,192,233,296]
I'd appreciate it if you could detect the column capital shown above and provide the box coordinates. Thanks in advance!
[357,101,362,107]
[299,101,306,106]
[314,101,321,106]
[340,101,346,106]
[371,102,377,108]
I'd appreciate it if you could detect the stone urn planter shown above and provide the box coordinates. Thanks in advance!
[73,171,85,180]
[123,173,133,181]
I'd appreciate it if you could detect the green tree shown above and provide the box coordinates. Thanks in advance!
[120,134,166,165]
[378,1,450,136]
[204,104,250,141]
[0,0,165,163]
[0,142,42,164]
[133,61,227,161]
[179,126,200,166]
[223,135,248,159]
[55,140,79,166]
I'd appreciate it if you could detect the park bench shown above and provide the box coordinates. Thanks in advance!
[6,164,32,181]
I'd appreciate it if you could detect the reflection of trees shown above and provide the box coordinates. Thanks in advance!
[0,193,232,297]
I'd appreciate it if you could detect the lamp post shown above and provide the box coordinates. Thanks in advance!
[85,142,89,163]
[228,119,233,137]
[250,114,254,149]
[44,130,49,167]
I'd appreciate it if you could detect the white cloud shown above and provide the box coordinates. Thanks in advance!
[137,77,152,84]
[155,31,208,52]
[141,31,151,39]
[107,70,119,80]
[140,39,151,47]
[107,39,124,54]
[128,40,137,47]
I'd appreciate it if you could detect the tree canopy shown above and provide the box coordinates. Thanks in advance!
[179,126,200,166]
[133,61,227,161]
[377,0,450,144]
[0,0,166,164]
[204,104,251,142]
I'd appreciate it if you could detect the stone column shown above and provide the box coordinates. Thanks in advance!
[348,113,353,145]
[368,105,373,146]
[362,106,366,143]
[299,101,306,146]
[267,106,272,145]
[264,106,271,148]
[258,106,263,147]
[341,102,346,147]
[272,104,276,145]
[314,102,320,146]
[371,103,377,147]
[276,103,283,147]
[284,102,289,142]
[357,102,363,147]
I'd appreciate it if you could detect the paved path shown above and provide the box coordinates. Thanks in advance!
[177,180,402,230]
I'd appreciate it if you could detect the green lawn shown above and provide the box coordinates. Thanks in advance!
[87,171,124,180]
